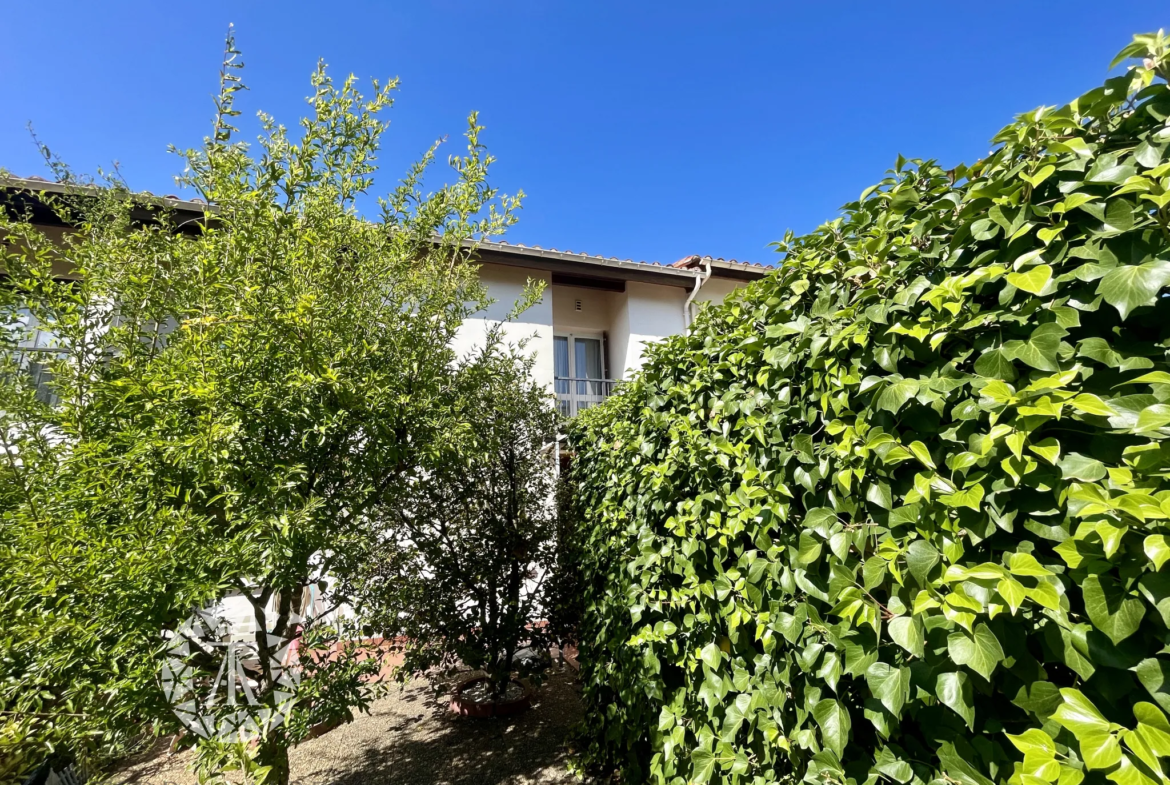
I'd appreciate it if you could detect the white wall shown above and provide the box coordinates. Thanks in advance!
[692,277,742,309]
[551,285,618,335]
[610,282,687,379]
[452,264,555,390]
[455,265,756,389]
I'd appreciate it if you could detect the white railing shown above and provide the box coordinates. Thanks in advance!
[555,377,616,417]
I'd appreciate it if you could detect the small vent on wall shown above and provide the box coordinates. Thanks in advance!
[575,299,582,311]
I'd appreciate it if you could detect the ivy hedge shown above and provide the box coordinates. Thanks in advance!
[568,33,1170,785]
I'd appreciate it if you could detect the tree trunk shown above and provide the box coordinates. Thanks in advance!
[496,556,522,701]
[257,735,290,785]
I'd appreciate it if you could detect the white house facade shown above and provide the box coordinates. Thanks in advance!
[2,178,770,414]
[452,240,768,416]
[2,180,767,416]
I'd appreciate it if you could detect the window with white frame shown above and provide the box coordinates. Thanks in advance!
[553,333,612,416]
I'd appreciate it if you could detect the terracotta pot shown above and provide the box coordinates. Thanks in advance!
[305,715,345,739]
[449,676,533,718]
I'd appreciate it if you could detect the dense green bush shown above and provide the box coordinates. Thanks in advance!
[0,33,518,784]
[569,33,1170,785]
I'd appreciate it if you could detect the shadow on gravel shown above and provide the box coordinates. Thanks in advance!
[112,665,583,785]
[323,667,582,785]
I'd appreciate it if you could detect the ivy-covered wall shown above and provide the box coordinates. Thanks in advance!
[569,34,1170,785]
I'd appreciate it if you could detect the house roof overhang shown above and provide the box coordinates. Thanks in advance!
[0,177,773,287]
[0,176,214,234]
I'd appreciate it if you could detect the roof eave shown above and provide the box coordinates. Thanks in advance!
[1,179,772,285]
[0,176,214,219]
[473,240,705,288]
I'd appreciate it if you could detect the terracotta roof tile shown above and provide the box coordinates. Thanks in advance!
[490,239,763,270]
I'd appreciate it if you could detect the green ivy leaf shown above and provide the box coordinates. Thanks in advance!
[1012,681,1063,718]
[1007,728,1057,756]
[805,507,838,537]
[1022,165,1057,188]
[1096,261,1170,320]
[690,747,718,784]
[797,533,823,566]
[974,349,1018,381]
[721,692,752,741]
[936,671,975,729]
[1105,752,1158,785]
[1083,574,1145,645]
[1004,323,1067,372]
[1135,659,1170,714]
[1083,198,1137,235]
[970,218,999,242]
[939,483,985,511]
[997,577,1028,613]
[947,623,1004,680]
[1007,264,1054,295]
[1080,731,1123,770]
[866,662,911,717]
[1052,688,1111,738]
[1135,702,1170,755]
[938,742,995,785]
[873,748,914,784]
[1121,730,1162,782]
[906,539,940,584]
[887,616,924,658]
[1008,552,1053,577]
[1027,438,1061,465]
[812,698,851,758]
[1145,535,1170,571]
[909,441,936,469]
[866,482,893,511]
[876,377,920,414]
[1059,453,1107,482]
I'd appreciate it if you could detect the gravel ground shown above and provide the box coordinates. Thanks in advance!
[111,665,583,785]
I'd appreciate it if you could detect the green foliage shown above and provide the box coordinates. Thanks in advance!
[0,30,518,784]
[345,337,561,699]
[569,31,1170,785]
[544,473,588,651]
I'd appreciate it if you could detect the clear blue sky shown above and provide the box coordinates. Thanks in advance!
[1,3,1164,266]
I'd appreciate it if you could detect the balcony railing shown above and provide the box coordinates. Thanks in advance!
[555,377,616,417]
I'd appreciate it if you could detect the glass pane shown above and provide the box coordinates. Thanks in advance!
[554,336,570,395]
[575,338,602,379]
[14,308,63,351]
[575,338,602,396]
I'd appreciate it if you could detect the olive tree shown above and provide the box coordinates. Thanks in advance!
[0,31,520,784]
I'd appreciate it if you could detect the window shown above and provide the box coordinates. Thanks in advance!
[9,308,67,405]
[554,334,613,416]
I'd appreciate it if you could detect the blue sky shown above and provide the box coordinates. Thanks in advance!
[1,3,1164,266]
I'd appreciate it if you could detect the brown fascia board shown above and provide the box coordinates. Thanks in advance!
[708,259,772,281]
[0,176,214,235]
[474,240,716,289]
[1,179,771,286]
[672,254,772,282]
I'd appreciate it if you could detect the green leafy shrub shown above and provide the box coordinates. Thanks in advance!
[569,33,1170,785]
[0,32,518,784]
[345,337,561,700]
